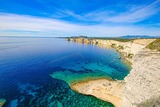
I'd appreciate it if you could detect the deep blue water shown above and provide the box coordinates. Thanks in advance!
[0,37,130,107]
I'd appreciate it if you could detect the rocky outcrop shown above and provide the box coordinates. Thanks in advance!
[71,79,125,107]
[66,37,93,44]
[123,49,160,107]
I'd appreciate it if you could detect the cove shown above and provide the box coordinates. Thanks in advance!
[0,37,130,107]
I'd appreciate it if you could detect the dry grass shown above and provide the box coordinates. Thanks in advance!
[146,39,160,51]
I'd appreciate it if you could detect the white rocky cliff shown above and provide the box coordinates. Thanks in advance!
[123,49,160,107]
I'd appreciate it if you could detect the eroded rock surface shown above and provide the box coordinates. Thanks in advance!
[71,79,124,107]
[123,49,160,107]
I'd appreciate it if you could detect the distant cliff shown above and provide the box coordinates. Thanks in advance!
[66,37,155,63]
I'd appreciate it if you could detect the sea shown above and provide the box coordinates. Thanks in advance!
[0,37,130,107]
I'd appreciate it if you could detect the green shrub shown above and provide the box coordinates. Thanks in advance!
[118,45,124,50]
[128,53,134,58]
[111,43,116,47]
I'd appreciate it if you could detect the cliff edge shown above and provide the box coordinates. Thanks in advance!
[123,49,160,107]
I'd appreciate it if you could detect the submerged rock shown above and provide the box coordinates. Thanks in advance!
[0,98,6,107]
[57,101,63,107]
[49,100,63,107]
[118,56,121,59]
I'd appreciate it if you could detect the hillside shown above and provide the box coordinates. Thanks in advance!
[146,39,160,51]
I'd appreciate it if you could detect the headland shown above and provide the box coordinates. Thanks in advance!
[66,37,160,107]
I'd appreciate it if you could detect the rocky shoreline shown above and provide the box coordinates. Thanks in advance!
[71,78,125,107]
[67,37,160,107]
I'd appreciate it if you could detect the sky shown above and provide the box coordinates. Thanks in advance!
[0,0,160,37]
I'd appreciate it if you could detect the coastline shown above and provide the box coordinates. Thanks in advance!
[66,37,159,107]
[67,37,155,64]
[111,47,132,69]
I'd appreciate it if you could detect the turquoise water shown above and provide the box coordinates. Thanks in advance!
[0,37,130,107]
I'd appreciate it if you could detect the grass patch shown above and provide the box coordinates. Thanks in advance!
[146,39,160,51]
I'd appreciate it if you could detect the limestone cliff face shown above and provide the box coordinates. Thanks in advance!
[123,49,160,107]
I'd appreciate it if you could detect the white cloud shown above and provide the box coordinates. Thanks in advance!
[0,13,81,32]
[106,0,160,23]
[0,13,159,37]
[54,0,160,23]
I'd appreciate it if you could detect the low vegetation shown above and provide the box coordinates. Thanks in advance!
[111,43,116,47]
[146,39,160,51]
[128,53,134,58]
[90,37,134,42]
[117,45,124,50]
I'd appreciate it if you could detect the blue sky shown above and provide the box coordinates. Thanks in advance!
[0,0,160,37]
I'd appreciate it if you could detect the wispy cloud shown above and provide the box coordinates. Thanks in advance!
[53,0,160,24]
[106,0,160,23]
[0,13,159,37]
[0,13,82,31]
[52,9,113,23]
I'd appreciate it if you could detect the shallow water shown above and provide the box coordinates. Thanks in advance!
[0,37,130,107]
